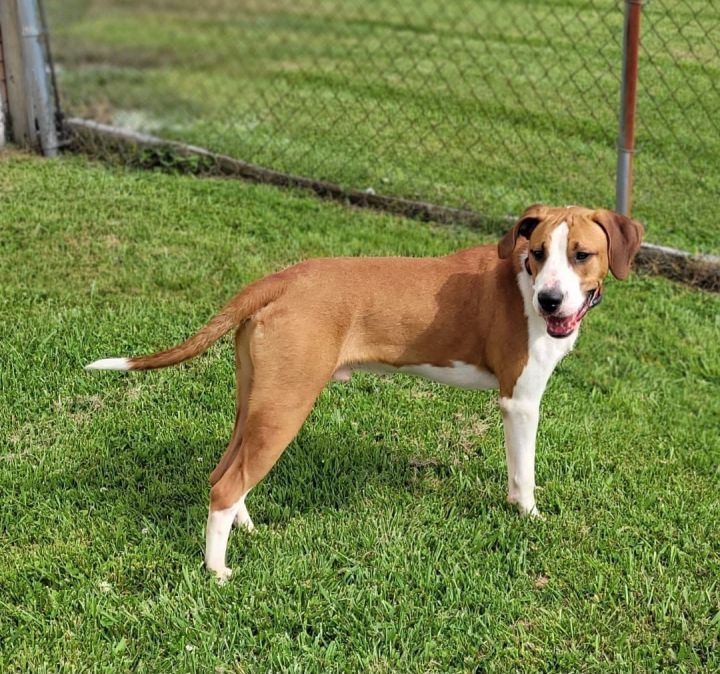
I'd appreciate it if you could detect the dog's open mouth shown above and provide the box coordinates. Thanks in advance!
[544,288,602,338]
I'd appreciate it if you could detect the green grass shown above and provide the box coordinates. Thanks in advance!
[1,151,719,672]
[44,0,720,254]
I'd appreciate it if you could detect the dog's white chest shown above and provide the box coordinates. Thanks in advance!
[351,361,499,390]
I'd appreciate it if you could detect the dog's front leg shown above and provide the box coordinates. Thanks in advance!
[499,395,541,517]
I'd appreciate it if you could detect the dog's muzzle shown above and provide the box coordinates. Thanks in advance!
[543,288,602,338]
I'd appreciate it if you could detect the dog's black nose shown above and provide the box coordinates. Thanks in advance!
[538,288,563,314]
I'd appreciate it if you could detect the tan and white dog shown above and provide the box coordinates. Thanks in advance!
[87,204,643,580]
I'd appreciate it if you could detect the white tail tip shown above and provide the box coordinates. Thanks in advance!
[85,357,131,371]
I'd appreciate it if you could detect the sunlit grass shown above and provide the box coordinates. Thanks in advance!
[1,152,718,671]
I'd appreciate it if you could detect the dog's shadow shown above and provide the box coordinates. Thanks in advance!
[46,385,465,554]
[252,391,446,523]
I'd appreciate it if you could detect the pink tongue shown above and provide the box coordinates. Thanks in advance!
[546,313,581,335]
[545,293,595,336]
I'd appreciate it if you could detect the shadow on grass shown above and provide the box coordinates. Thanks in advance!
[37,409,481,554]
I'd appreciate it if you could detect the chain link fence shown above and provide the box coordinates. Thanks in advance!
[43,0,720,254]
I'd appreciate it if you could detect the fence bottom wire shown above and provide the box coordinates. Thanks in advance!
[64,117,720,293]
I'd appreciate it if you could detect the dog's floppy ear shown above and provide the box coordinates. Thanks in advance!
[498,204,548,259]
[591,209,644,280]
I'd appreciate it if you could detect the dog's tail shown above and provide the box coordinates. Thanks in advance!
[85,275,285,372]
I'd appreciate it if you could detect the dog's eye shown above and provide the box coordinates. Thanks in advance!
[575,251,592,262]
[531,249,544,262]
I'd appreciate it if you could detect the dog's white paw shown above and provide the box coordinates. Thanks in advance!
[508,495,543,519]
[526,506,545,521]
[209,566,233,583]
[234,510,255,532]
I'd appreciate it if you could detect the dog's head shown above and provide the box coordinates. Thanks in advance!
[498,204,644,338]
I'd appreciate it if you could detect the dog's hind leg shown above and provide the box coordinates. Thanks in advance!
[205,394,323,581]
[204,325,337,580]
[209,328,252,488]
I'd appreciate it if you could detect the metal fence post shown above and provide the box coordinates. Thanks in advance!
[0,0,58,155]
[0,22,8,147]
[615,0,643,217]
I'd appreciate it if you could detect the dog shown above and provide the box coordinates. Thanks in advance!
[86,204,643,580]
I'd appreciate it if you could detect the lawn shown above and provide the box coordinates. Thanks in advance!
[1,151,719,673]
[44,0,720,254]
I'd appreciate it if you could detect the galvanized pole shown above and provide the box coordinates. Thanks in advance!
[18,0,58,155]
[0,21,8,147]
[0,0,58,155]
[615,0,643,216]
